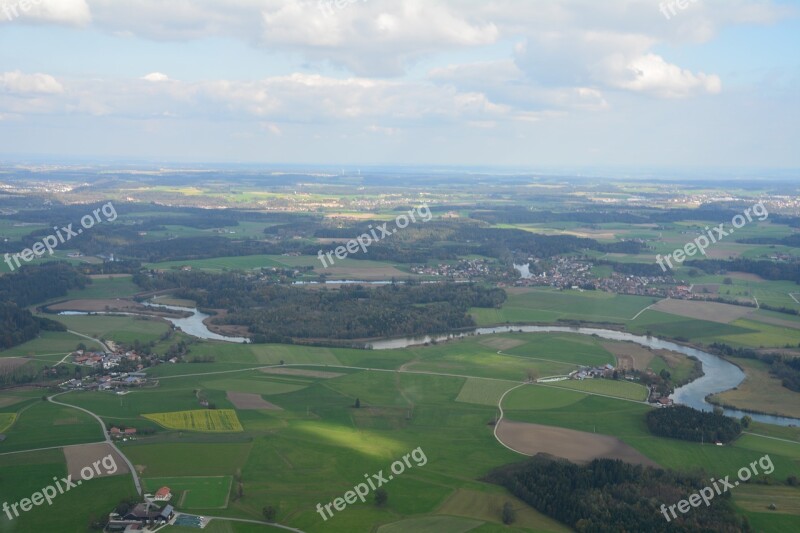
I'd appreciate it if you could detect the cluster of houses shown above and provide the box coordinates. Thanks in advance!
[106,487,175,532]
[410,259,510,280]
[569,364,617,381]
[109,427,138,440]
[73,349,142,371]
[60,371,149,392]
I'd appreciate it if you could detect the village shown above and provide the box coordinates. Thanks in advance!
[59,348,156,392]
[513,257,695,299]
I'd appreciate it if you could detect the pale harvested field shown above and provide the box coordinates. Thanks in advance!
[0,396,25,408]
[226,391,283,410]
[46,300,191,321]
[750,315,800,330]
[692,284,720,295]
[48,299,145,312]
[651,299,754,324]
[478,337,526,351]
[496,421,658,467]
[64,443,130,479]
[260,367,344,379]
[729,272,766,282]
[706,246,746,259]
[601,341,654,371]
[656,349,687,369]
[0,358,29,371]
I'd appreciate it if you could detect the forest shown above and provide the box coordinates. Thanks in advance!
[137,271,506,342]
[486,456,748,533]
[646,406,742,444]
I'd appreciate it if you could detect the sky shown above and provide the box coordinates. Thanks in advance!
[0,0,798,169]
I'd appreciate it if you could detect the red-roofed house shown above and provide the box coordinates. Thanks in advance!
[154,487,172,502]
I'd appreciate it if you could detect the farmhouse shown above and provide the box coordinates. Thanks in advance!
[153,486,171,502]
[108,501,175,531]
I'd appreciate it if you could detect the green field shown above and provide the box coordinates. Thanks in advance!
[0,450,137,532]
[470,288,656,325]
[455,378,516,406]
[545,378,649,401]
[0,330,102,357]
[53,314,171,344]
[144,475,233,508]
[0,401,103,453]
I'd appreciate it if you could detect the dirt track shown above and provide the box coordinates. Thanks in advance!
[496,420,659,467]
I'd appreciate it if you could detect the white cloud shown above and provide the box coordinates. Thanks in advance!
[0,71,63,95]
[614,54,722,98]
[141,72,169,82]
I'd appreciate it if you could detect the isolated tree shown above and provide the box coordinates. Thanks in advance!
[374,488,388,507]
[502,502,516,525]
[741,415,752,429]
[263,505,277,522]
[354,398,361,408]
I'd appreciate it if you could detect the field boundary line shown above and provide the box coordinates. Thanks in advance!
[742,431,800,445]
[630,299,663,321]
[0,440,107,457]
[789,293,800,304]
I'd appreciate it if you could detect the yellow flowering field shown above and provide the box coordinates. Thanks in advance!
[143,409,243,432]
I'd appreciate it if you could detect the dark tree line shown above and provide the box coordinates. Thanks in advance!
[0,262,88,307]
[0,263,82,350]
[486,456,748,533]
[646,406,742,444]
[686,258,800,284]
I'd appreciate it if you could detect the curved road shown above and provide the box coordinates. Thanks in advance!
[492,383,529,455]
[68,329,112,353]
[48,392,142,495]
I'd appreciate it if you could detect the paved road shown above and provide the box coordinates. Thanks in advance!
[48,392,142,495]
[67,329,112,352]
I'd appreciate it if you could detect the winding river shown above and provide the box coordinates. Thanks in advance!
[369,325,800,427]
[142,302,250,343]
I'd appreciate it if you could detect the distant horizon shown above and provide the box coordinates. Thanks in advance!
[0,157,797,181]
